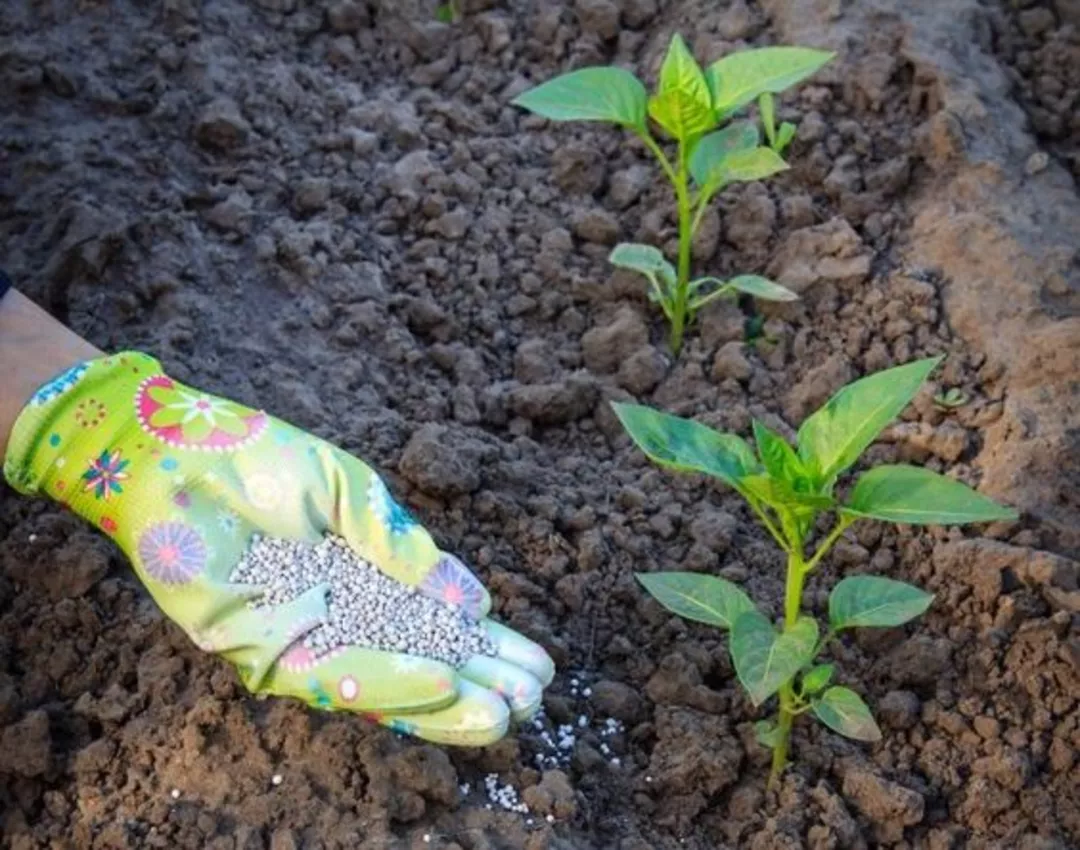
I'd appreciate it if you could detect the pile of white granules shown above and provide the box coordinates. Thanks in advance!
[231,534,498,668]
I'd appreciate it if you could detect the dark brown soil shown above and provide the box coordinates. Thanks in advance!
[2,0,1078,848]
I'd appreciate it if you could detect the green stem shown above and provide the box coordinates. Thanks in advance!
[804,515,854,574]
[770,546,806,788]
[638,131,678,188]
[671,140,693,355]
[747,499,791,555]
[770,687,795,789]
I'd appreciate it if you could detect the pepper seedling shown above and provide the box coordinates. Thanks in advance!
[512,36,833,354]
[612,357,1017,786]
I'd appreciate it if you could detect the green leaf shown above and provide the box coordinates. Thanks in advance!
[688,122,759,187]
[726,274,799,302]
[741,474,833,510]
[706,46,834,117]
[690,143,787,191]
[636,572,756,630]
[730,612,819,706]
[648,91,715,141]
[753,420,806,483]
[812,686,882,742]
[776,122,797,153]
[719,147,790,183]
[659,34,710,106]
[759,92,777,147]
[843,465,1018,525]
[512,67,648,130]
[797,357,943,488]
[754,718,782,749]
[649,34,714,141]
[608,242,676,286]
[829,575,934,631]
[801,664,833,695]
[611,402,761,490]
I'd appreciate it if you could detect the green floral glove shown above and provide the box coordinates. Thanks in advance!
[3,352,554,746]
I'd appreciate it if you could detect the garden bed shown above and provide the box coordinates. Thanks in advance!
[1,0,1077,848]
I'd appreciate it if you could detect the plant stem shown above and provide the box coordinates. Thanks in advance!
[770,546,806,788]
[671,140,693,354]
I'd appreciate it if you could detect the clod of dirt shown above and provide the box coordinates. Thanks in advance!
[521,769,576,818]
[588,680,645,724]
[647,707,743,825]
[840,763,925,843]
[399,424,486,497]
[193,97,251,150]
[0,710,52,778]
[582,307,650,374]
[508,374,597,426]
[712,341,754,382]
[766,217,872,297]
[617,346,668,395]
[784,353,854,421]
[877,690,921,730]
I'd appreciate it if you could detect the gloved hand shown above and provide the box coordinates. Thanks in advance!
[2,352,554,745]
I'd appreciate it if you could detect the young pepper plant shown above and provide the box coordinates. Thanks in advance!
[612,357,1017,786]
[512,37,833,354]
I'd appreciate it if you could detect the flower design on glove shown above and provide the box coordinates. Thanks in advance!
[137,521,207,584]
[81,449,130,500]
[420,554,486,616]
[368,474,417,535]
[31,363,89,406]
[135,375,268,452]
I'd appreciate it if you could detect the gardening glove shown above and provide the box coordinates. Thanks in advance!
[3,351,554,746]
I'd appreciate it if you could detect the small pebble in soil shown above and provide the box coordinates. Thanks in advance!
[170,789,180,800]
[271,774,282,786]
[231,534,497,668]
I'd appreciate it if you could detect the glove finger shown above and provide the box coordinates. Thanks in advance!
[457,655,544,721]
[377,679,510,747]
[414,551,492,620]
[484,620,555,687]
[251,641,460,715]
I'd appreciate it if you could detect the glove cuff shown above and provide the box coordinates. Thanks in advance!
[3,352,162,503]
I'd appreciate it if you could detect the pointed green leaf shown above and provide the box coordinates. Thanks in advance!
[648,90,715,141]
[753,420,806,484]
[706,46,834,117]
[741,474,833,510]
[727,274,798,302]
[776,122,797,153]
[659,34,710,105]
[730,611,818,706]
[690,142,787,190]
[688,121,760,185]
[649,34,714,141]
[512,67,648,130]
[759,92,777,147]
[636,572,756,630]
[843,465,1018,526]
[812,686,882,742]
[829,575,933,631]
[609,242,676,285]
[720,147,790,183]
[797,357,943,488]
[611,402,761,489]
[755,718,782,749]
[801,664,834,695]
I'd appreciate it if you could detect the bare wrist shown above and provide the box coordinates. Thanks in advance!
[0,289,103,461]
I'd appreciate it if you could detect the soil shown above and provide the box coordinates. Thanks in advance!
[1,0,1078,848]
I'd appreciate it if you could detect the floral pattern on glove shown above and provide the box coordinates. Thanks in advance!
[137,520,208,584]
[136,375,268,452]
